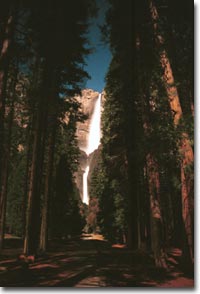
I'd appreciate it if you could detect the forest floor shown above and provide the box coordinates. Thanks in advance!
[0,234,194,288]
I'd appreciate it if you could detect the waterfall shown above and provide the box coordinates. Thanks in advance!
[82,93,102,205]
[83,165,90,205]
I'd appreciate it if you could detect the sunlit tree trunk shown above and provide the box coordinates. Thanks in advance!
[149,0,194,265]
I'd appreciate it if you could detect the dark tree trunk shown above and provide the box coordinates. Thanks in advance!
[146,153,167,268]
[137,167,149,251]
[0,8,16,248]
[0,71,17,249]
[23,106,43,255]
[23,65,52,256]
[22,58,41,238]
[39,122,57,253]
[125,152,139,250]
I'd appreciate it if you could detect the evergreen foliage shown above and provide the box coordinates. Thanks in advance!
[0,0,96,252]
[90,0,193,268]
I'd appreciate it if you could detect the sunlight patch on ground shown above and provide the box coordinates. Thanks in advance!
[4,234,21,239]
[31,263,59,270]
[39,279,61,286]
[81,234,105,241]
[0,259,16,265]
[75,276,106,287]
[158,277,194,288]
[112,244,126,248]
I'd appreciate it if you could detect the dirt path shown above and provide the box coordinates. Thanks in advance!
[0,235,194,287]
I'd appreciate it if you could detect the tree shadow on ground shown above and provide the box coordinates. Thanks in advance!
[0,238,194,287]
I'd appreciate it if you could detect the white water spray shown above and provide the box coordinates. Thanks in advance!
[86,93,102,155]
[83,165,90,204]
[82,93,102,205]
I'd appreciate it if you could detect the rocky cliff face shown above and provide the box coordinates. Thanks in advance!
[75,89,99,153]
[74,89,102,201]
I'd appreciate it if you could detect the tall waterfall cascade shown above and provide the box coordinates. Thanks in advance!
[82,166,90,204]
[82,93,102,205]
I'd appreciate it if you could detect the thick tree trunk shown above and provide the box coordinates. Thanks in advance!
[161,37,194,267]
[126,158,139,250]
[135,34,152,252]
[146,153,167,268]
[0,76,16,249]
[23,66,51,256]
[137,168,149,251]
[180,136,194,264]
[142,166,152,251]
[124,101,140,250]
[0,11,15,249]
[0,9,15,166]
[150,0,194,265]
[23,62,56,256]
[22,58,41,238]
[23,106,43,255]
[39,124,56,253]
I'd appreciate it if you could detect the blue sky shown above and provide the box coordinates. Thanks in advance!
[84,0,112,93]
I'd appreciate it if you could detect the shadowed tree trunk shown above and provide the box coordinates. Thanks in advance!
[39,116,57,253]
[23,64,52,256]
[126,167,139,249]
[0,70,17,249]
[22,60,40,240]
[0,7,16,249]
[23,103,44,255]
[146,153,167,268]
